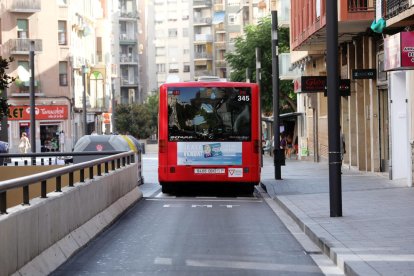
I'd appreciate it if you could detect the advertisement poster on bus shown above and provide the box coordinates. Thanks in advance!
[177,142,242,165]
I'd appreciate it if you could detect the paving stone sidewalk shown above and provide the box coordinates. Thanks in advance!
[260,155,414,276]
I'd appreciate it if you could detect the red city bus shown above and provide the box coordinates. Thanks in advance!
[158,81,261,193]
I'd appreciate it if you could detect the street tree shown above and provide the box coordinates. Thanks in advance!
[0,57,15,120]
[225,15,295,115]
[114,94,159,139]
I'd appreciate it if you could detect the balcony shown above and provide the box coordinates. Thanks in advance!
[383,0,414,28]
[193,0,212,8]
[194,34,213,43]
[11,80,42,97]
[120,54,138,63]
[216,44,226,52]
[291,0,375,51]
[6,39,43,55]
[89,98,108,112]
[120,10,139,19]
[216,60,227,68]
[10,0,41,13]
[119,33,137,44]
[120,77,139,86]
[194,17,212,25]
[194,52,213,59]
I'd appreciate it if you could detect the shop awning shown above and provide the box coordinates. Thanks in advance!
[212,12,225,24]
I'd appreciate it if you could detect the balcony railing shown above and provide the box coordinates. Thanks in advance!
[194,34,213,42]
[193,17,212,25]
[121,77,139,86]
[6,39,43,54]
[348,0,375,12]
[193,0,212,7]
[119,33,137,42]
[384,0,413,19]
[120,55,138,63]
[10,0,41,12]
[120,10,139,19]
[194,52,213,59]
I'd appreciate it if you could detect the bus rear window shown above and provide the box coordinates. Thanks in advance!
[168,87,251,142]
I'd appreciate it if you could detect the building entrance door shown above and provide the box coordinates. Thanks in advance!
[378,89,389,172]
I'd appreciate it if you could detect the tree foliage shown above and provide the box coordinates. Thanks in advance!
[0,56,15,120]
[114,94,159,139]
[225,16,296,115]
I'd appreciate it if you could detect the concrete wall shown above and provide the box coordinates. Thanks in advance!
[0,164,142,276]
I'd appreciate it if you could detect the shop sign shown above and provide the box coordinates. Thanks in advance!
[352,69,376,79]
[8,105,68,120]
[294,76,350,96]
[384,32,414,71]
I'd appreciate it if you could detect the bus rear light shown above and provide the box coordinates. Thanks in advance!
[170,167,175,173]
[254,139,260,154]
[159,139,167,153]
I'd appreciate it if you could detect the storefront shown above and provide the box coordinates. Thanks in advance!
[8,105,69,153]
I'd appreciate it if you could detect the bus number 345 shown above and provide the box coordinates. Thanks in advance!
[238,95,250,102]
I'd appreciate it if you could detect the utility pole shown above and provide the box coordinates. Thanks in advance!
[326,0,342,217]
[272,10,284,180]
[29,41,36,156]
[111,81,116,133]
[82,65,88,136]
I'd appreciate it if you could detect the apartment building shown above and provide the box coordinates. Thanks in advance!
[290,0,414,185]
[1,0,73,152]
[0,0,116,152]
[147,0,272,91]
[112,0,141,105]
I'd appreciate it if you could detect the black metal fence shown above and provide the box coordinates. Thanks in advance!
[0,151,136,214]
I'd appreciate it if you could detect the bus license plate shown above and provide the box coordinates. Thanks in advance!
[194,168,225,174]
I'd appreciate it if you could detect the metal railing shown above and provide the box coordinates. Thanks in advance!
[0,151,136,214]
[384,0,412,19]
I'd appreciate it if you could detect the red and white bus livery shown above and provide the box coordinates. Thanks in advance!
[158,81,261,193]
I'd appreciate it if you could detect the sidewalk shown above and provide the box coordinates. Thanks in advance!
[260,155,414,275]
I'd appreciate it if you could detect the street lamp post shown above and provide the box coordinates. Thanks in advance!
[271,10,283,180]
[82,65,88,136]
[29,41,36,155]
[326,0,342,217]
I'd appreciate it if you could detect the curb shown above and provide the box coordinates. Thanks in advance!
[266,186,380,276]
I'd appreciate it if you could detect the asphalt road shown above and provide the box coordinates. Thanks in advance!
[52,154,324,275]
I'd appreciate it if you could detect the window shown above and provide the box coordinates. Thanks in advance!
[183,63,190,72]
[59,61,68,86]
[169,63,179,73]
[58,21,67,45]
[183,48,190,55]
[168,28,177,38]
[156,63,166,73]
[183,28,189,37]
[17,19,28,39]
[18,60,29,70]
[228,14,236,25]
[168,11,177,21]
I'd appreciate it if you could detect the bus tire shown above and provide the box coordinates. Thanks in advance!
[161,182,173,194]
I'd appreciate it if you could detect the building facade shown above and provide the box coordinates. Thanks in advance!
[290,0,414,186]
[0,0,139,152]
